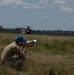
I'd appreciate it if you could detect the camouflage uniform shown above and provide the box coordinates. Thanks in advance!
[1,41,25,69]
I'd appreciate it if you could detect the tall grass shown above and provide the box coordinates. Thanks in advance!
[0,33,74,75]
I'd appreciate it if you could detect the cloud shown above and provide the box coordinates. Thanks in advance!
[52,0,67,5]
[38,0,48,5]
[0,0,17,5]
[0,0,74,12]
[0,0,45,9]
[23,3,44,9]
[59,5,73,13]
[51,0,74,13]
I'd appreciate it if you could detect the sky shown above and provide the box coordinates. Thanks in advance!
[0,0,74,30]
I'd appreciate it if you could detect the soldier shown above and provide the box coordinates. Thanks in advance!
[1,36,32,70]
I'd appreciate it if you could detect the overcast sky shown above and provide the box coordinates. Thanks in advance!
[0,0,74,30]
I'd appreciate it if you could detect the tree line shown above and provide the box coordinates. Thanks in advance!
[0,25,74,36]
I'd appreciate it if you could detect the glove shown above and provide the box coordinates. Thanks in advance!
[21,47,27,54]
[21,51,25,55]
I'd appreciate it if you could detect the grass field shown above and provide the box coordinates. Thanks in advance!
[0,33,74,75]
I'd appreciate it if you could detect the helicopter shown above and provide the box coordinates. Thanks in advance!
[21,26,31,34]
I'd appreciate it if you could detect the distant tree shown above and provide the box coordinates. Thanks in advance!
[0,25,4,32]
[15,27,21,31]
[15,27,21,33]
